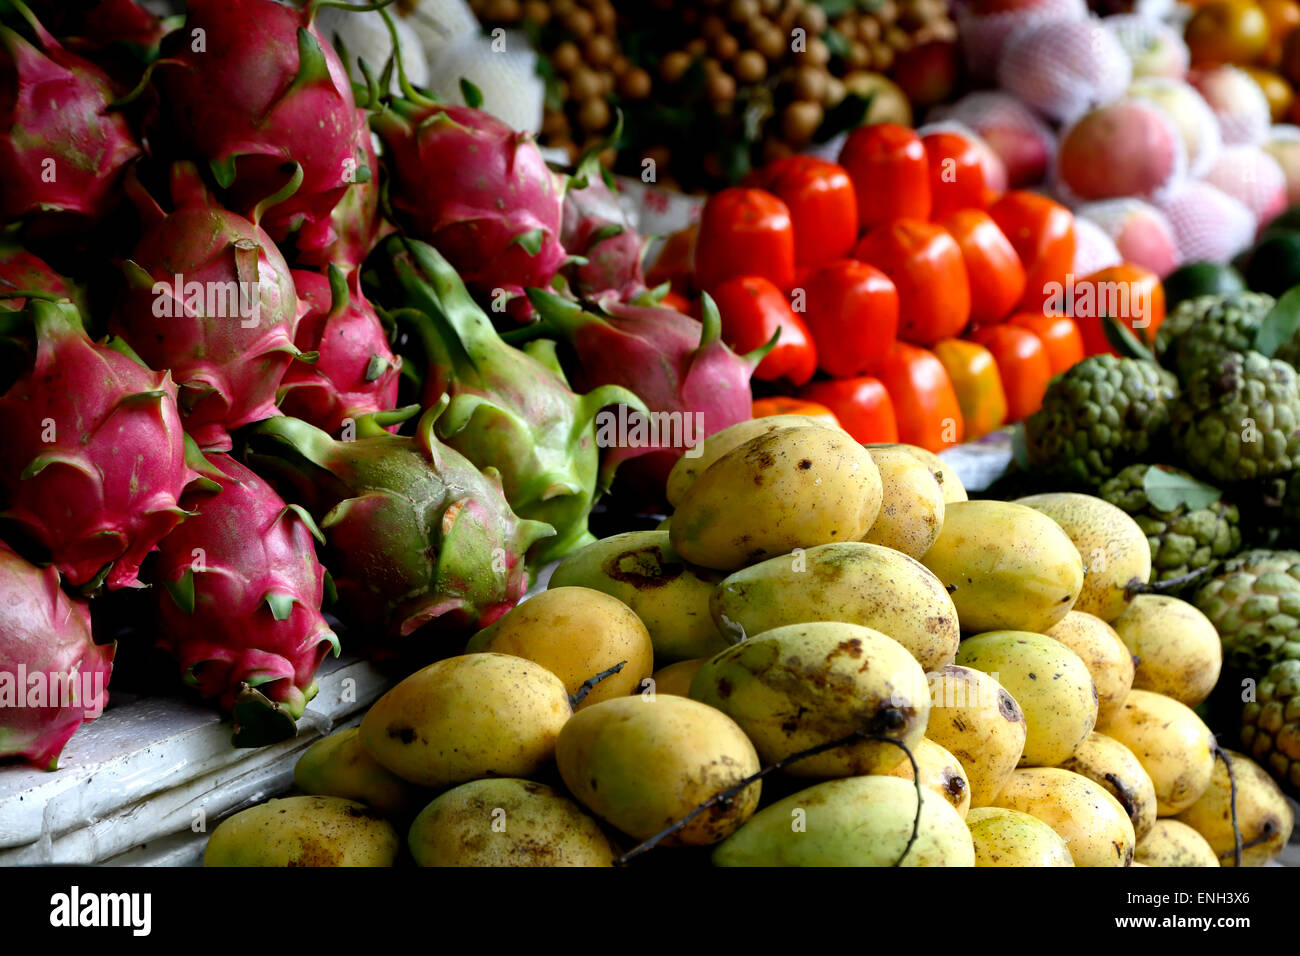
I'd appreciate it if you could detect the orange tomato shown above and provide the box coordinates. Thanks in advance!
[694,188,796,292]
[750,395,842,428]
[837,123,933,231]
[710,276,818,385]
[1006,312,1085,375]
[659,290,693,314]
[1066,264,1166,355]
[751,156,860,268]
[989,191,1076,315]
[932,338,1008,440]
[942,209,1026,325]
[853,219,971,346]
[967,324,1053,422]
[797,377,899,443]
[799,258,900,377]
[875,342,965,452]
[1186,0,1271,66]
[923,130,990,220]
[646,223,697,293]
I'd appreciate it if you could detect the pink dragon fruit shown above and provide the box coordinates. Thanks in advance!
[152,455,338,746]
[113,162,304,452]
[0,0,140,227]
[151,0,369,256]
[366,236,645,564]
[560,159,647,302]
[0,298,202,590]
[0,538,113,770]
[526,287,764,502]
[279,265,401,435]
[28,0,169,53]
[252,403,555,655]
[0,238,78,311]
[371,97,566,318]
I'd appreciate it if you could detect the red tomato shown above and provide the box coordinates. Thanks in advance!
[710,276,817,385]
[1006,312,1085,375]
[752,156,859,268]
[798,376,899,444]
[798,258,900,378]
[853,219,971,346]
[942,209,1026,326]
[923,130,989,220]
[694,188,796,292]
[988,191,1076,314]
[659,290,693,314]
[837,123,932,231]
[876,342,966,452]
[967,324,1053,422]
[751,395,842,428]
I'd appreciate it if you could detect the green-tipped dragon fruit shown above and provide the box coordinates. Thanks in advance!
[365,236,645,564]
[253,401,554,654]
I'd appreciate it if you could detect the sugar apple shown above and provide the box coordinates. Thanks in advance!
[1240,659,1300,798]
[1157,291,1276,382]
[1169,351,1300,484]
[1098,464,1241,584]
[1022,355,1178,487]
[1194,549,1300,676]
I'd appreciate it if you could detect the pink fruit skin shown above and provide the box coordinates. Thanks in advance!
[0,303,198,590]
[0,13,139,224]
[279,268,401,435]
[561,175,647,302]
[152,455,337,718]
[0,243,74,310]
[156,0,367,253]
[372,101,566,314]
[0,539,113,770]
[1188,67,1271,146]
[1075,199,1181,278]
[1203,145,1288,229]
[1056,101,1183,202]
[112,164,303,452]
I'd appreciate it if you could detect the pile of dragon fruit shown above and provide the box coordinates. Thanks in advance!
[0,0,759,767]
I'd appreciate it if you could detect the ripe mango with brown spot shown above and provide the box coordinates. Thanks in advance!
[965,807,1074,867]
[990,768,1136,867]
[884,737,971,818]
[865,442,968,503]
[862,446,945,559]
[709,541,959,671]
[1175,750,1294,866]
[1100,689,1216,816]
[1135,820,1219,867]
[204,796,399,867]
[1112,595,1221,707]
[1044,611,1135,727]
[1058,731,1158,840]
[293,727,424,819]
[924,664,1027,808]
[670,426,883,571]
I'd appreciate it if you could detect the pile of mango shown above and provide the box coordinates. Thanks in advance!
[203,417,1294,867]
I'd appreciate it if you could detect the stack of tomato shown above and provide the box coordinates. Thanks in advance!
[663,122,1165,453]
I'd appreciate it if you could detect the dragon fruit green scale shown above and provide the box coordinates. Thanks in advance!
[253,400,555,653]
[366,237,646,565]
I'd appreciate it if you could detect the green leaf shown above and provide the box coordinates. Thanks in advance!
[459,77,484,110]
[1142,465,1222,512]
[1253,285,1300,358]
[1101,314,1155,362]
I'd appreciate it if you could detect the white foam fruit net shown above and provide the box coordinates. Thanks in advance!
[1202,144,1288,227]
[998,16,1133,124]
[1128,76,1223,178]
[1075,197,1181,276]
[1189,66,1273,147]
[1156,180,1257,263]
[1104,12,1189,80]
[1072,214,1124,276]
[426,31,545,134]
[957,0,1088,83]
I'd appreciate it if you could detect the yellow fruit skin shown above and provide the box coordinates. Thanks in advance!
[690,621,930,777]
[865,442,968,503]
[360,653,571,789]
[1135,820,1220,868]
[1175,749,1295,867]
[293,727,423,819]
[665,415,834,507]
[1044,611,1135,727]
[955,630,1098,768]
[1058,732,1158,840]
[922,500,1084,634]
[925,664,1027,808]
[709,541,960,672]
[1015,492,1151,623]
[1100,689,1216,817]
[650,658,706,697]
[549,530,729,662]
[862,447,945,560]
[965,807,1074,867]
[885,737,972,818]
[670,426,883,571]
[556,695,760,846]
[1112,595,1221,707]
[204,796,399,867]
[712,775,975,867]
[990,768,1137,867]
[466,587,654,709]
[407,779,617,867]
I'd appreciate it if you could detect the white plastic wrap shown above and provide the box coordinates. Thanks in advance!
[425,31,545,135]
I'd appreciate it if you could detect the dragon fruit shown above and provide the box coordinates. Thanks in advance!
[0,238,77,311]
[279,265,400,436]
[252,402,555,654]
[0,298,201,590]
[365,236,645,563]
[371,96,566,318]
[0,538,113,770]
[560,158,647,302]
[113,162,304,452]
[525,288,763,500]
[152,454,338,746]
[28,0,170,55]
[0,0,140,226]
[151,0,369,256]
